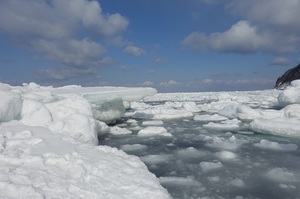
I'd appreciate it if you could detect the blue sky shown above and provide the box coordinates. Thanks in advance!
[0,0,300,92]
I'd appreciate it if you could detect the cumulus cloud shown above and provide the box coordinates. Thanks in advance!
[141,81,155,86]
[182,21,266,53]
[124,45,146,56]
[269,57,291,66]
[0,0,129,80]
[160,80,180,86]
[115,66,131,71]
[199,78,272,86]
[182,0,300,54]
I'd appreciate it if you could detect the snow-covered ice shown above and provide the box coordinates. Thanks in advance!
[2,80,300,199]
[0,82,170,199]
[99,81,300,199]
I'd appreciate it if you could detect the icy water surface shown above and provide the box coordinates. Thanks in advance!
[99,92,300,199]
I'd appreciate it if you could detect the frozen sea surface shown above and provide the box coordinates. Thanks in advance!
[100,89,300,199]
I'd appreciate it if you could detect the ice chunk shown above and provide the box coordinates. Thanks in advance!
[20,99,52,126]
[200,161,223,172]
[207,176,220,183]
[142,120,164,126]
[110,126,132,135]
[45,96,98,144]
[176,147,209,160]
[282,104,300,119]
[138,126,172,137]
[159,176,202,186]
[203,118,243,131]
[291,79,300,87]
[278,83,300,107]
[51,86,156,124]
[205,135,248,151]
[90,98,125,124]
[140,154,173,164]
[230,178,245,187]
[266,168,298,183]
[133,108,193,120]
[120,144,148,152]
[182,101,201,112]
[215,150,237,160]
[194,114,228,122]
[250,118,300,138]
[254,139,298,151]
[0,91,22,123]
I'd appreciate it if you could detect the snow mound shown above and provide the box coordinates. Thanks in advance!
[0,82,170,199]
[0,124,170,199]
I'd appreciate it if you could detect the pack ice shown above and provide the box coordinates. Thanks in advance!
[0,82,170,199]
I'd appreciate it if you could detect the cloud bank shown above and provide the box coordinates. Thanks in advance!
[182,0,300,54]
[0,0,129,80]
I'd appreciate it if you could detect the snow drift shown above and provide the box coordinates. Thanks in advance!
[0,82,170,199]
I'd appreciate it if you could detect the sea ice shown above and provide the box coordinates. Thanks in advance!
[194,114,228,122]
[203,118,243,131]
[138,126,172,137]
[140,154,173,165]
[110,126,132,135]
[0,91,22,123]
[250,118,300,138]
[0,82,170,199]
[142,120,164,126]
[200,161,223,172]
[120,144,148,152]
[215,150,237,160]
[254,139,298,151]
[266,168,298,183]
[159,176,202,187]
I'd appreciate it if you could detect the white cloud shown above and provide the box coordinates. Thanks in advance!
[153,58,165,64]
[141,81,154,86]
[270,57,291,66]
[183,0,300,54]
[0,0,129,80]
[160,80,180,86]
[124,45,146,56]
[146,70,156,74]
[200,78,272,86]
[228,0,300,31]
[115,66,131,71]
[182,20,267,54]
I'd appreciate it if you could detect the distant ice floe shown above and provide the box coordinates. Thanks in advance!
[138,126,172,137]
[141,85,299,139]
[215,150,237,161]
[194,114,228,122]
[250,118,300,138]
[159,176,203,187]
[254,139,298,151]
[266,168,299,183]
[142,120,164,126]
[131,101,195,120]
[120,144,148,152]
[140,154,173,165]
[200,161,223,172]
[110,126,132,135]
